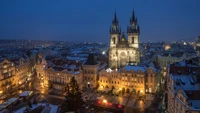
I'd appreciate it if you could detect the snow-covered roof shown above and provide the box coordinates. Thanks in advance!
[66,56,87,61]
[188,100,200,110]
[171,75,200,91]
[7,98,18,103]
[14,103,58,113]
[106,68,113,73]
[19,91,33,97]
[122,65,146,72]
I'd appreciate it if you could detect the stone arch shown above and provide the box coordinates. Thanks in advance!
[122,87,125,94]
[126,88,130,93]
[112,86,115,89]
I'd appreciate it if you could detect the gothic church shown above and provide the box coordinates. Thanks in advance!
[109,9,140,69]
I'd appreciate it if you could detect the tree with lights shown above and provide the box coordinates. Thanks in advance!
[63,76,84,112]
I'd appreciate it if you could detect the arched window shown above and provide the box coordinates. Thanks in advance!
[132,37,134,43]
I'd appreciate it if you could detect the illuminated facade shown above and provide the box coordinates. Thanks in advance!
[0,59,16,100]
[82,54,100,89]
[36,56,82,91]
[109,10,140,69]
[15,57,35,89]
[98,66,158,95]
[0,55,36,101]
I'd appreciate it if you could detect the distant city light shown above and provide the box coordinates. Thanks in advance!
[102,51,105,55]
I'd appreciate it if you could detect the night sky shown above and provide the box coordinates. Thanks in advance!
[0,0,200,42]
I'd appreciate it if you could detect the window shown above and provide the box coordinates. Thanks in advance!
[112,37,116,44]
[132,37,134,43]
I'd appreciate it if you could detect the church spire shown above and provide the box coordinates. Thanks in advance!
[127,8,140,34]
[110,11,120,34]
[130,9,136,22]
[112,11,118,24]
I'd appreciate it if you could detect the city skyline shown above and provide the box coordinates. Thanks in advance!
[0,0,200,42]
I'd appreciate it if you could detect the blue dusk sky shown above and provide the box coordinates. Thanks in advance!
[0,0,200,42]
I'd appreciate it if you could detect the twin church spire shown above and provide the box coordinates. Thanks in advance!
[110,9,140,35]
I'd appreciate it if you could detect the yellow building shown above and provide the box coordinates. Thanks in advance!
[0,54,36,102]
[98,65,158,95]
[0,59,17,100]
[36,56,83,91]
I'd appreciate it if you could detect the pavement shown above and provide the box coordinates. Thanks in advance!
[83,90,153,110]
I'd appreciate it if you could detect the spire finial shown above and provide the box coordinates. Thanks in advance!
[131,8,136,22]
[113,11,118,23]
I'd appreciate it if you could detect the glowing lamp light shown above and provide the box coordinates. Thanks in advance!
[119,88,122,90]
[103,99,107,103]
[102,51,105,55]
[19,81,21,84]
[98,100,101,104]
[100,85,103,88]
[0,91,3,93]
[109,103,112,106]
[140,90,143,93]
[118,104,122,108]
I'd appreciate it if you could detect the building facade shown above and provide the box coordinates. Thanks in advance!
[98,65,158,96]
[0,55,35,101]
[82,54,100,89]
[36,56,82,91]
[109,10,140,69]
[0,59,16,100]
[167,60,200,113]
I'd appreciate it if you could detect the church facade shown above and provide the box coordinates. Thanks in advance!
[109,10,141,69]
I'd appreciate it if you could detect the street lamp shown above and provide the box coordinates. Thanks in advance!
[103,99,107,103]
